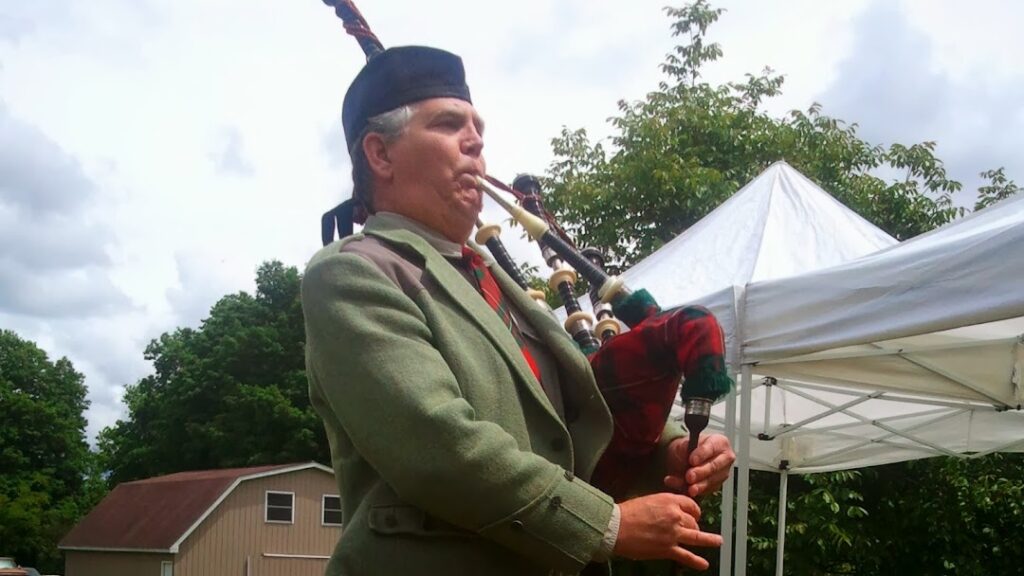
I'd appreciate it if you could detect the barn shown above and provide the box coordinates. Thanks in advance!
[59,462,341,576]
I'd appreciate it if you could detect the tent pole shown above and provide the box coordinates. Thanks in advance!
[781,384,965,458]
[735,364,753,576]
[720,381,738,576]
[775,466,789,576]
[756,336,1019,365]
[766,390,881,439]
[769,379,1000,412]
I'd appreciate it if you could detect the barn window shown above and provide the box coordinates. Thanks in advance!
[161,561,173,576]
[322,494,343,526]
[265,491,294,523]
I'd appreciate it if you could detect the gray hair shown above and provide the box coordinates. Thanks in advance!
[351,104,416,212]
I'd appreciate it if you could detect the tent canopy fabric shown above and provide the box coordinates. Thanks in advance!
[615,161,896,374]
[599,162,1024,576]
[606,161,1024,474]
[744,189,1024,365]
[622,160,897,310]
[727,190,1024,472]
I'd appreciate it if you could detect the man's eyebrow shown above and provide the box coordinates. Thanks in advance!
[430,108,485,134]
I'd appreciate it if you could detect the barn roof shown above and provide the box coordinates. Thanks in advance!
[59,462,332,552]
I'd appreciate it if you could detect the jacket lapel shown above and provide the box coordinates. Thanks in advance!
[487,251,614,478]
[487,258,590,383]
[364,223,562,423]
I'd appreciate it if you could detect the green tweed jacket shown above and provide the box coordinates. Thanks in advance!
[303,217,678,575]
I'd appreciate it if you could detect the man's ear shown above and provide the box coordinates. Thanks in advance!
[363,133,393,181]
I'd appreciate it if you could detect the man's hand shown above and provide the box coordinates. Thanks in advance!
[613,493,722,570]
[664,433,735,498]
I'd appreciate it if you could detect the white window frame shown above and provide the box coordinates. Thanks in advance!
[160,561,173,576]
[265,490,295,524]
[321,494,343,526]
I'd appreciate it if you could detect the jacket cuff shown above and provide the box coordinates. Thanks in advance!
[479,468,615,572]
[593,504,620,561]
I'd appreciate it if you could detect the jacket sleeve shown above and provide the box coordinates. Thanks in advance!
[303,251,614,572]
[626,420,688,497]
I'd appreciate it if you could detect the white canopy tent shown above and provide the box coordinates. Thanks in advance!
[620,160,898,371]
[724,188,1024,575]
[593,161,1024,575]
[573,160,902,572]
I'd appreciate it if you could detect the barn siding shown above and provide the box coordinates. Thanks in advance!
[175,468,341,576]
[64,550,172,576]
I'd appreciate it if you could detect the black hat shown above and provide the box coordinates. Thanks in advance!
[342,45,472,152]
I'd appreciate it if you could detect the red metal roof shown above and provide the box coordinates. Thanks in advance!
[59,463,320,551]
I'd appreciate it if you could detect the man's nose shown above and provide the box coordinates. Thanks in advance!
[461,126,484,157]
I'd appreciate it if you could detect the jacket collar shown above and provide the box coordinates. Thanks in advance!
[362,217,564,423]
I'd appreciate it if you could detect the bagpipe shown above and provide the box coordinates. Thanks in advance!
[317,0,732,501]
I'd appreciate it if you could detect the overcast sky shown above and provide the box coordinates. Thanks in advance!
[2,0,1022,442]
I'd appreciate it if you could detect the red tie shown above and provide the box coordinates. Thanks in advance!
[458,247,542,382]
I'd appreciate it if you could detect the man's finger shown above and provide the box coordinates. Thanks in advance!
[678,528,724,549]
[688,467,734,497]
[687,452,735,484]
[687,482,703,498]
[672,495,702,520]
[668,546,710,571]
[689,434,729,466]
[673,513,698,533]
[664,474,687,491]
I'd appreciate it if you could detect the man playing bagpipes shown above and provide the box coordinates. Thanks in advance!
[303,4,736,575]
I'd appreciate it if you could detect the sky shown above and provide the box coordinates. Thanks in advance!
[2,0,1023,443]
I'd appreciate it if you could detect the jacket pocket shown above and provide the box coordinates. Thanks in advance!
[368,505,477,539]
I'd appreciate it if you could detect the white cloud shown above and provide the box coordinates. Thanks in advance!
[0,103,129,317]
[210,126,255,177]
[818,0,1024,203]
[1,0,1021,443]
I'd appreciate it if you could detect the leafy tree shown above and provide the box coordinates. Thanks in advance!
[537,2,1024,575]
[0,330,99,572]
[98,261,327,484]
[542,1,1020,268]
[852,455,1024,576]
[742,470,870,576]
[975,167,1021,211]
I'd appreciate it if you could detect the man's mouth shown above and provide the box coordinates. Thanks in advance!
[458,172,482,191]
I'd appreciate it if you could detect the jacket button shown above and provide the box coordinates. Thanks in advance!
[550,437,566,452]
[385,514,398,528]
[548,496,562,510]
[564,469,574,481]
[511,519,524,531]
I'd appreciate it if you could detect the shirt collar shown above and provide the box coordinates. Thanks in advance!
[367,212,464,258]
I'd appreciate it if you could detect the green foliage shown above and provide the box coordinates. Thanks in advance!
[0,330,100,573]
[975,167,1021,211]
[98,261,327,484]
[539,3,1024,574]
[719,458,1024,576]
[541,0,1006,268]
[743,470,871,576]
[852,455,1024,576]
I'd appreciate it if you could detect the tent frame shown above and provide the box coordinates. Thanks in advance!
[723,356,1019,576]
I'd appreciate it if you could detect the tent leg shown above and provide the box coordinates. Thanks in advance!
[735,365,753,576]
[775,469,789,576]
[719,382,737,576]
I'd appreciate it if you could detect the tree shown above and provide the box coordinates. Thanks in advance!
[98,261,327,484]
[0,330,99,573]
[853,455,1024,576]
[975,167,1021,211]
[539,3,1023,574]
[543,1,1021,269]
